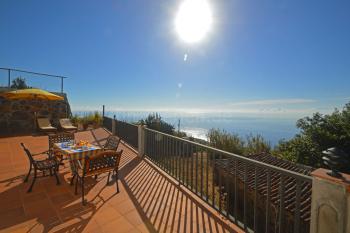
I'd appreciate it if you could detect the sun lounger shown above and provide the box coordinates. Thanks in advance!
[59,118,78,132]
[37,118,57,133]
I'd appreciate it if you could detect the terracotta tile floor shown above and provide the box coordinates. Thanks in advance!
[0,128,242,233]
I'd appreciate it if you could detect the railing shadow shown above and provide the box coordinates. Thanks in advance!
[118,154,239,233]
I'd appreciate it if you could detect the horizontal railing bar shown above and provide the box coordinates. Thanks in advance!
[145,128,312,182]
[104,116,138,128]
[0,67,68,79]
[120,121,138,128]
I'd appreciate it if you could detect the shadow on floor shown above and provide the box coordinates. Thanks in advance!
[0,129,239,233]
[119,155,238,233]
[0,169,118,232]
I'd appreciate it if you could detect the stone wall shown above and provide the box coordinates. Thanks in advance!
[0,92,71,135]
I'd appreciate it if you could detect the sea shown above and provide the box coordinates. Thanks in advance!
[72,111,300,146]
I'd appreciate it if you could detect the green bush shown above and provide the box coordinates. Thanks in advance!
[207,129,245,155]
[245,134,271,155]
[275,102,350,170]
[207,129,271,156]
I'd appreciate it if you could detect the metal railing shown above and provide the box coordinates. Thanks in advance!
[0,67,68,93]
[103,116,138,150]
[144,128,313,233]
[115,120,138,150]
[103,116,113,132]
[101,115,313,233]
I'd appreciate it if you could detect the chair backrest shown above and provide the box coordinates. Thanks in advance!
[83,150,123,176]
[103,136,121,151]
[37,118,52,128]
[20,143,35,163]
[59,118,73,127]
[48,132,75,149]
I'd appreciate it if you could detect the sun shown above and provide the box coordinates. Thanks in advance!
[175,0,213,43]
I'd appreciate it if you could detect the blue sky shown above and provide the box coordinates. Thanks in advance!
[1,0,349,118]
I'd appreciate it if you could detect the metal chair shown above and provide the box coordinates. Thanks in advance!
[96,135,121,180]
[48,132,75,169]
[72,150,123,205]
[102,135,121,151]
[21,143,60,192]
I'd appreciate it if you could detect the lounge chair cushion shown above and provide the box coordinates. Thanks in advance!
[59,118,77,130]
[37,118,57,131]
[40,126,57,130]
[62,125,77,130]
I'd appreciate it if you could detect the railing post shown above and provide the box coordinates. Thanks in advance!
[61,77,64,93]
[112,115,116,135]
[8,69,11,87]
[310,168,350,233]
[102,105,105,126]
[138,125,145,157]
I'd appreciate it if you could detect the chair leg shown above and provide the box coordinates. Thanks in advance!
[27,169,37,193]
[115,170,119,193]
[53,168,60,185]
[70,174,76,186]
[75,177,79,195]
[81,177,85,205]
[94,175,98,180]
[59,158,65,167]
[24,164,32,183]
[107,172,111,185]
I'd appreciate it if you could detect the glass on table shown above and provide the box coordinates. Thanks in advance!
[67,140,75,147]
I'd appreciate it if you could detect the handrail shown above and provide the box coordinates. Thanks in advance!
[102,116,138,127]
[144,127,312,181]
[0,67,68,93]
[0,68,68,79]
[119,120,138,128]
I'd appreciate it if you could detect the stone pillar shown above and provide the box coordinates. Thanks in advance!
[310,168,350,233]
[138,125,145,157]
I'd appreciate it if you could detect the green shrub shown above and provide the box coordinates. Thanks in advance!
[207,129,245,155]
[274,102,350,170]
[207,129,271,156]
[245,134,271,155]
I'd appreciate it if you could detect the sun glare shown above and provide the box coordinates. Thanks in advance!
[175,0,213,43]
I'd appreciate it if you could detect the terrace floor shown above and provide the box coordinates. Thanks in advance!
[0,128,242,233]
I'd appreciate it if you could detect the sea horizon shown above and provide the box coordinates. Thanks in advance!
[72,110,301,146]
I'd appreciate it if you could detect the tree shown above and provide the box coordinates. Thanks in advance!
[275,102,350,170]
[10,77,28,89]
